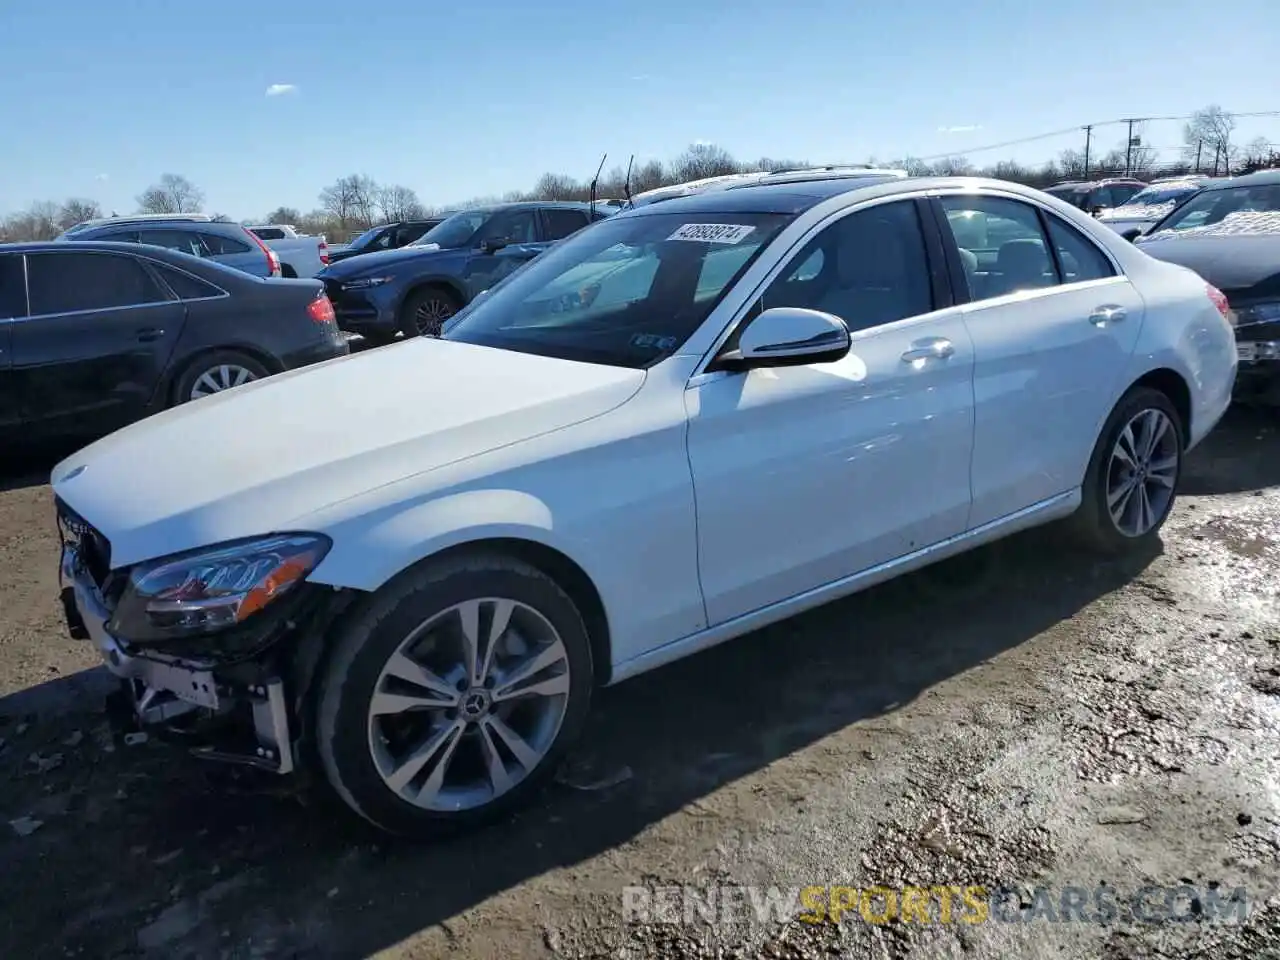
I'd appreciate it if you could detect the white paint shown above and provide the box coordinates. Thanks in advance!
[52,177,1238,684]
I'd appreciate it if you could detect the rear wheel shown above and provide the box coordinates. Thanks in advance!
[172,350,270,405]
[315,553,594,837]
[398,286,461,338]
[1069,386,1183,553]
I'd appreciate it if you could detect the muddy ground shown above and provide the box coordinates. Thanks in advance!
[2,408,1279,959]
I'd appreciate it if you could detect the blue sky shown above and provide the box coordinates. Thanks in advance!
[2,0,1277,218]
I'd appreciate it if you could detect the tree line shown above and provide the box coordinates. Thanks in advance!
[3,104,1275,244]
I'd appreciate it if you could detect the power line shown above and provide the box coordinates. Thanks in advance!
[915,110,1280,161]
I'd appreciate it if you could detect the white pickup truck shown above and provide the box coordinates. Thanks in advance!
[245,224,331,278]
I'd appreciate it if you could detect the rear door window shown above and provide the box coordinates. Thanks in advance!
[939,195,1059,300]
[542,209,590,242]
[27,252,166,315]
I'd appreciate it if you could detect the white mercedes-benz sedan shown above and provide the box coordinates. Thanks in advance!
[51,174,1237,836]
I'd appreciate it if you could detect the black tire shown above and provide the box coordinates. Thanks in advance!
[398,285,461,338]
[1068,385,1184,553]
[315,552,594,838]
[171,349,271,406]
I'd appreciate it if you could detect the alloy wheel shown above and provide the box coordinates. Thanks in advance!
[366,598,571,811]
[189,364,258,400]
[414,298,455,337]
[1105,407,1179,537]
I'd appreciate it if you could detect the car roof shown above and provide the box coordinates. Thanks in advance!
[617,175,911,216]
[1200,168,1280,190]
[0,240,260,280]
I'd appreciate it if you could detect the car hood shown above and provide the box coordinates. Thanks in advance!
[318,244,456,277]
[51,340,645,567]
[1099,202,1173,224]
[1136,222,1280,295]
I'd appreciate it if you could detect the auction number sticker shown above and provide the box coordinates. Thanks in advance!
[667,223,756,244]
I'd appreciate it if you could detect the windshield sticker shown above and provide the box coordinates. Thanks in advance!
[630,333,679,351]
[667,223,756,244]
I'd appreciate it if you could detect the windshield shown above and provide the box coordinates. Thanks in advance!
[348,226,383,250]
[443,211,794,368]
[412,209,491,249]
[1123,184,1201,207]
[1148,183,1280,236]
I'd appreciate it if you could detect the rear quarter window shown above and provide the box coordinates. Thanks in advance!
[200,232,251,255]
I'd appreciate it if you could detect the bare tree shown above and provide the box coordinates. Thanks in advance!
[57,198,102,231]
[1182,105,1237,174]
[319,174,379,229]
[264,206,301,225]
[136,174,205,214]
[530,173,580,200]
[2,201,62,241]
[377,184,425,222]
[931,155,975,177]
[670,143,740,182]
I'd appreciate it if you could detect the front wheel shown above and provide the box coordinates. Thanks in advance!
[1069,386,1183,553]
[398,286,461,338]
[315,554,594,837]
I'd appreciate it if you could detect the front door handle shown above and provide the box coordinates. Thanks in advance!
[1088,305,1127,326]
[136,328,165,342]
[901,337,955,363]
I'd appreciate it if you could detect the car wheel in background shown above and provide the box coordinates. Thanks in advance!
[172,350,271,405]
[1069,385,1183,553]
[315,552,594,837]
[398,286,461,338]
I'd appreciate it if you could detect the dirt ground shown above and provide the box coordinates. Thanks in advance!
[2,407,1279,960]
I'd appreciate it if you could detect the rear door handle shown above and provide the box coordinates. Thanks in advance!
[901,337,955,362]
[136,328,165,342]
[1088,305,1126,326]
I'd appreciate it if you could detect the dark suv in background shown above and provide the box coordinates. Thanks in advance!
[327,219,446,264]
[317,201,613,342]
[1044,178,1147,215]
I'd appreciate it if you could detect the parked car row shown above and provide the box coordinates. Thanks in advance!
[50,168,1239,838]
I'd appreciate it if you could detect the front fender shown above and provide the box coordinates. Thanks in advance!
[307,488,562,591]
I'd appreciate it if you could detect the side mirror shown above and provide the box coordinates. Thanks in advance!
[712,307,851,372]
[478,237,510,254]
[1089,205,1104,217]
[1120,227,1143,242]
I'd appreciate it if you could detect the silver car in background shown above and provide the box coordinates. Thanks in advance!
[59,214,282,278]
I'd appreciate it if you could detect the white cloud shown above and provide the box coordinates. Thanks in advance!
[630,74,650,81]
[938,124,982,134]
[265,83,298,97]
[94,173,109,181]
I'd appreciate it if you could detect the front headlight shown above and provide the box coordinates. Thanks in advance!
[107,534,331,644]
[342,276,393,290]
[1234,302,1280,328]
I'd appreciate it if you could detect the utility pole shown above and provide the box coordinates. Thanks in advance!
[1125,119,1135,176]
[1083,125,1092,180]
[1194,139,1203,174]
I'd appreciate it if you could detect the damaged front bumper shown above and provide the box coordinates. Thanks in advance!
[58,531,346,775]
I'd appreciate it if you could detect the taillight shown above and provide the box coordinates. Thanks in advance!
[319,237,330,265]
[1206,283,1235,326]
[307,295,336,325]
[245,227,281,277]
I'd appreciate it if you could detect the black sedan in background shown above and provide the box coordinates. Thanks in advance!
[1134,170,1280,404]
[0,241,349,442]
